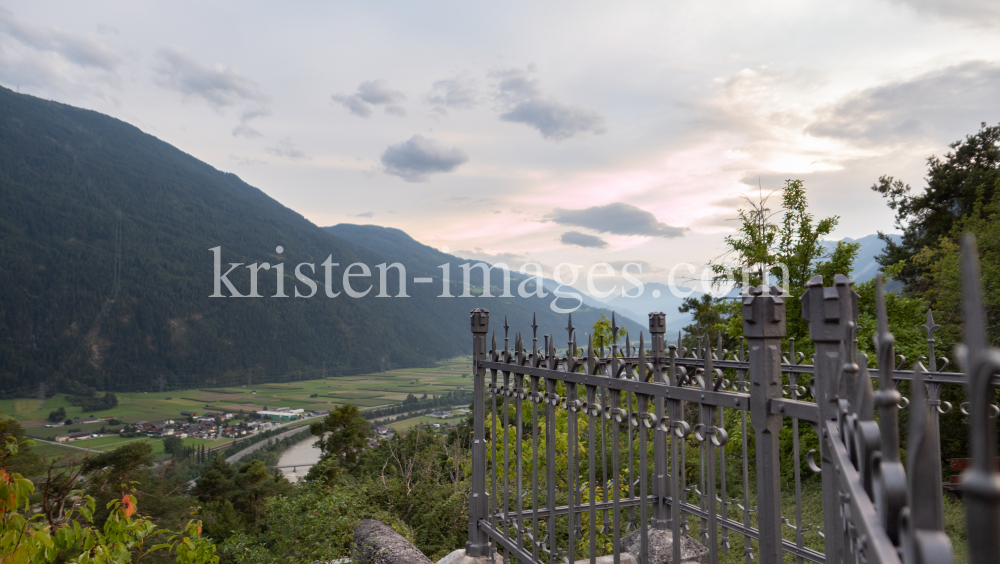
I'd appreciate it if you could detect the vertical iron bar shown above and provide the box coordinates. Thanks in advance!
[669,343,683,564]
[638,393,650,564]
[743,285,787,564]
[587,385,597,564]
[503,369,510,549]
[532,374,541,562]
[467,310,490,556]
[567,380,578,564]
[801,274,857,564]
[612,387,622,564]
[702,345,719,564]
[738,338,752,564]
[516,371,524,553]
[649,313,669,531]
[546,375,557,564]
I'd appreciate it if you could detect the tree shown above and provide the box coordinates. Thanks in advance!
[47,407,66,423]
[309,404,370,473]
[164,435,184,456]
[591,313,627,352]
[711,179,858,348]
[872,122,1000,286]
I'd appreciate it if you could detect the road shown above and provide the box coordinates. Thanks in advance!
[32,437,104,453]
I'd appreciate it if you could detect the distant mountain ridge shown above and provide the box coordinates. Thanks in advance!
[0,85,618,396]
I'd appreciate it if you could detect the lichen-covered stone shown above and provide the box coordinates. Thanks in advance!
[620,528,709,564]
[353,519,433,564]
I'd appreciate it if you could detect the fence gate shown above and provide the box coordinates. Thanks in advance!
[465,234,1000,564]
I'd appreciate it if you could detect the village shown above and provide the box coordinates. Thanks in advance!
[52,407,315,443]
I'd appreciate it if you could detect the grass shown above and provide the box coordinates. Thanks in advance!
[3,357,472,462]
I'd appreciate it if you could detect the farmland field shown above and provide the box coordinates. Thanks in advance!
[2,356,472,461]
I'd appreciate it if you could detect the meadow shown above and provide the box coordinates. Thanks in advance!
[1,356,472,461]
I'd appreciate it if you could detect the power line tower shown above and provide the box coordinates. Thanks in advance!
[159,375,165,394]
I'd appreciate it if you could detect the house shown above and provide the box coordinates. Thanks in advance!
[375,426,390,436]
[256,410,299,421]
[55,431,94,442]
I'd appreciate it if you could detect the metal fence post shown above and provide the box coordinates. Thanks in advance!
[801,274,857,563]
[743,284,786,564]
[468,308,490,557]
[649,312,670,531]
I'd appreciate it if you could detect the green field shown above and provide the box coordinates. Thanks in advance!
[2,357,472,461]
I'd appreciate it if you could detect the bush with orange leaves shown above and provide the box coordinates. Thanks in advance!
[1,435,218,564]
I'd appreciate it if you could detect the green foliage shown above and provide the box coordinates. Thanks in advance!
[872,122,1000,286]
[309,404,370,473]
[217,481,408,564]
[711,179,857,355]
[195,457,295,543]
[590,313,627,351]
[2,435,217,564]
[48,407,67,423]
[67,392,119,412]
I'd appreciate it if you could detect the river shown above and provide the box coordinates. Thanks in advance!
[276,435,322,481]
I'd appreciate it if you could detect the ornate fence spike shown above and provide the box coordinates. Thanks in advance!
[504,314,510,350]
[956,233,1000,564]
[637,332,646,381]
[872,274,907,545]
[922,310,939,372]
[899,361,953,564]
[566,313,574,349]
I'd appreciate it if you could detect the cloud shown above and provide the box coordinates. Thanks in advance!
[355,211,374,218]
[807,61,1000,146]
[380,134,469,182]
[491,66,606,141]
[889,0,1000,26]
[0,8,119,71]
[332,79,406,117]
[229,154,267,166]
[426,76,478,114]
[154,46,270,137]
[264,137,310,160]
[501,99,606,141]
[545,203,687,238]
[605,260,662,274]
[560,231,608,248]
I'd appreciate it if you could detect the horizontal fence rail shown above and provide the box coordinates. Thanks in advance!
[465,235,1000,564]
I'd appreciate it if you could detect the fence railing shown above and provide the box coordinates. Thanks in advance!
[465,235,1000,564]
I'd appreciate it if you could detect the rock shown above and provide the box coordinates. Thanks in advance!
[620,528,709,564]
[436,548,492,564]
[436,548,638,564]
[353,519,433,564]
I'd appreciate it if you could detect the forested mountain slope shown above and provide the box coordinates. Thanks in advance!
[0,86,615,396]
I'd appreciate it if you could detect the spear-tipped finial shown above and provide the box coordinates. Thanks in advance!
[625,332,631,357]
[906,362,946,532]
[611,312,618,344]
[637,331,646,380]
[531,312,539,339]
[503,315,510,348]
[874,274,896,393]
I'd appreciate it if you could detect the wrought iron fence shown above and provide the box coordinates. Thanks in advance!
[464,235,1000,564]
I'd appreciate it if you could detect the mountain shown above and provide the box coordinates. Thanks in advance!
[0,86,616,396]
[323,224,625,338]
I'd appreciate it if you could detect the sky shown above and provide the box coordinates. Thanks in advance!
[3,0,1000,293]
